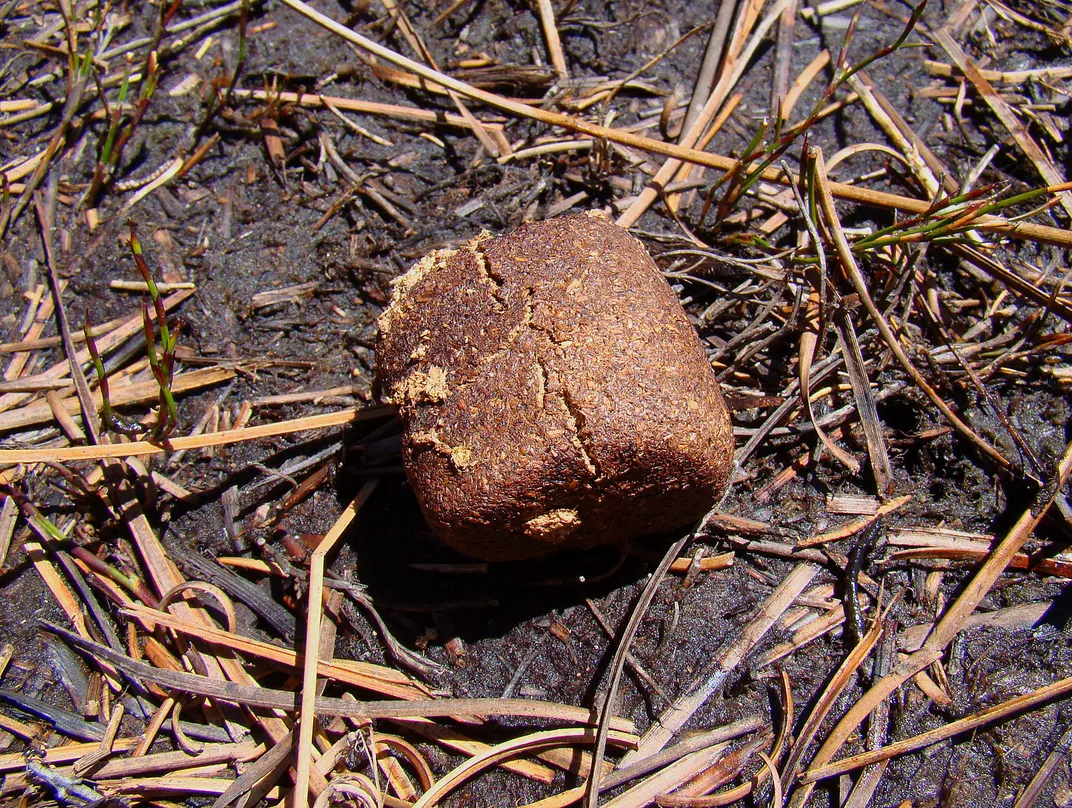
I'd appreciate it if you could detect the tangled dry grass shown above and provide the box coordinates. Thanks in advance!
[0,0,1071,806]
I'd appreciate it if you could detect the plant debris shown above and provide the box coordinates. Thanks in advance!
[0,0,1070,806]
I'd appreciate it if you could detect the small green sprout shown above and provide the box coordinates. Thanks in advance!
[88,223,182,441]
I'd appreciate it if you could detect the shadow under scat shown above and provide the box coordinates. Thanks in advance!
[338,468,679,644]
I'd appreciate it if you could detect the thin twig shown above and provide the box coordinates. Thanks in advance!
[802,673,1072,782]
[583,530,693,808]
[294,479,379,808]
[273,0,1072,247]
[811,145,1011,470]
[34,193,100,444]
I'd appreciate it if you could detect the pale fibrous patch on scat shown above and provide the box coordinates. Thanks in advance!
[524,508,581,544]
[409,329,432,362]
[409,429,474,469]
[450,446,472,467]
[391,365,450,406]
[377,248,456,339]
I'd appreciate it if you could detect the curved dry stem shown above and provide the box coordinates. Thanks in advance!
[413,728,637,808]
[276,0,1072,249]
[792,435,1072,805]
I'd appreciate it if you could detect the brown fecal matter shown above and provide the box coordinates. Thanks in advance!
[376,213,734,561]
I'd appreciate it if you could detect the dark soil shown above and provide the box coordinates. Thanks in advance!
[1,0,1071,806]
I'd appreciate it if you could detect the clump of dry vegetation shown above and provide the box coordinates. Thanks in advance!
[0,0,1071,806]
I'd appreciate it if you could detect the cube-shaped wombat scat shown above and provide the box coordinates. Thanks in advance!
[376,213,734,561]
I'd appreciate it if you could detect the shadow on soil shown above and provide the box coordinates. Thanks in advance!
[338,464,668,644]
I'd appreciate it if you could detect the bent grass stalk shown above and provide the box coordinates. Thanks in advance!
[705,0,930,226]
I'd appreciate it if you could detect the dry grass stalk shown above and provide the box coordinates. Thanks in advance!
[603,740,737,808]
[665,0,765,212]
[535,0,569,82]
[0,738,215,774]
[931,27,1072,217]
[802,673,1072,783]
[394,719,558,782]
[0,712,36,743]
[798,296,860,474]
[680,0,738,137]
[781,50,830,120]
[846,73,943,196]
[756,601,854,667]
[622,562,818,765]
[4,282,59,384]
[667,551,735,573]
[72,702,125,774]
[0,406,390,464]
[46,388,86,441]
[211,729,295,808]
[855,69,959,194]
[949,242,1072,321]
[655,731,776,806]
[924,59,1072,83]
[888,546,1072,579]
[779,609,887,791]
[1,41,89,238]
[794,435,1072,803]
[24,542,89,639]
[0,495,16,568]
[413,728,637,808]
[771,0,799,115]
[826,495,879,515]
[132,698,174,758]
[122,605,428,699]
[36,195,100,444]
[110,464,311,788]
[1013,725,1072,808]
[799,494,911,547]
[234,89,507,132]
[293,479,379,808]
[523,786,587,807]
[839,621,898,806]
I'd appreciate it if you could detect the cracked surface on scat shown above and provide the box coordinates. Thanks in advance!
[559,384,601,481]
[376,214,734,561]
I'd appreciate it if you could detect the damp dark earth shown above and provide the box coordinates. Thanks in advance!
[0,0,1071,806]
